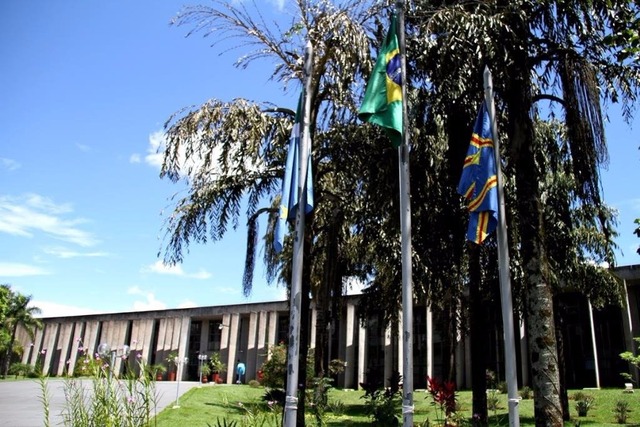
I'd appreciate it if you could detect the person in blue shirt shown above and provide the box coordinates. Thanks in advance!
[235,359,246,384]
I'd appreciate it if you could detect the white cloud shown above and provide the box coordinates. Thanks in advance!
[144,131,165,169]
[129,153,141,164]
[0,194,98,247]
[142,260,212,280]
[0,262,50,277]
[32,300,99,318]
[268,0,285,11]
[43,246,109,259]
[127,286,167,311]
[76,143,91,152]
[0,158,20,171]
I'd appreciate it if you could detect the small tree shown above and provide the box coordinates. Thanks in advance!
[620,337,640,383]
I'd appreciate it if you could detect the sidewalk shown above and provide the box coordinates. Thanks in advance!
[0,378,199,426]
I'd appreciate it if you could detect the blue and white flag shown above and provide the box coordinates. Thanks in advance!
[274,93,314,253]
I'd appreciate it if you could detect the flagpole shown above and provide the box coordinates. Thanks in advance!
[396,2,414,426]
[483,65,520,427]
[283,40,313,427]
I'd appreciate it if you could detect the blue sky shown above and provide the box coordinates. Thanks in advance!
[1,1,639,318]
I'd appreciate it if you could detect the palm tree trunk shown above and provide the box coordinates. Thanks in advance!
[503,10,563,425]
[469,244,488,425]
[3,324,18,378]
[511,97,563,426]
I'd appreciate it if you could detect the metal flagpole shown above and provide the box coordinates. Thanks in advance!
[396,2,414,426]
[483,65,520,427]
[283,40,314,427]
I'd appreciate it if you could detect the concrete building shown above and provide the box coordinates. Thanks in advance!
[16,265,640,389]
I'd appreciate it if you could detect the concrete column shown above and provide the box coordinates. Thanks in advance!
[588,300,601,389]
[113,320,130,376]
[310,308,317,349]
[426,305,433,380]
[384,323,393,387]
[519,319,529,386]
[397,312,403,380]
[56,322,74,376]
[622,280,636,368]
[267,311,278,358]
[256,310,268,369]
[357,318,367,389]
[220,313,231,369]
[22,326,40,365]
[226,313,240,384]
[29,328,45,366]
[171,317,182,351]
[83,321,100,358]
[104,320,115,349]
[156,318,168,360]
[178,316,191,380]
[42,323,59,376]
[344,303,356,388]
[130,320,141,351]
[140,319,155,363]
[246,312,258,382]
[68,322,85,375]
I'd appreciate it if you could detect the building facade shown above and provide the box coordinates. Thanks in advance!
[16,265,640,389]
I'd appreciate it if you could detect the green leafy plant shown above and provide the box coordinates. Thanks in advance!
[613,400,630,424]
[620,336,640,383]
[572,392,595,417]
[8,362,33,378]
[56,352,158,427]
[520,386,533,400]
[209,352,226,374]
[360,371,401,426]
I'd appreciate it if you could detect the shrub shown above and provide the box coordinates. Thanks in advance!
[520,386,533,400]
[327,399,345,416]
[248,379,260,388]
[361,371,402,426]
[613,400,630,424]
[497,381,508,394]
[8,362,33,378]
[572,392,595,417]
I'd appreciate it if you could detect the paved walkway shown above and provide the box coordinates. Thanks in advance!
[0,378,200,426]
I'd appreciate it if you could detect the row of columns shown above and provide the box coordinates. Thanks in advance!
[20,316,190,378]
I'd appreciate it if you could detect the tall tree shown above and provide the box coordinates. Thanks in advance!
[1,286,41,378]
[411,1,639,424]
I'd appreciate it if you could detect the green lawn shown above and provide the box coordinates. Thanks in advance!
[154,385,640,426]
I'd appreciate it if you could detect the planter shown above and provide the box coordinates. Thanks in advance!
[212,373,221,384]
[168,371,176,381]
[201,375,208,384]
[156,373,163,381]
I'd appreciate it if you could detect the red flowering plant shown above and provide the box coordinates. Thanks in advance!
[427,376,458,425]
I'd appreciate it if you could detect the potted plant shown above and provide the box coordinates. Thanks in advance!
[146,363,167,381]
[209,352,226,384]
[573,392,595,417]
[200,363,211,383]
[165,351,178,381]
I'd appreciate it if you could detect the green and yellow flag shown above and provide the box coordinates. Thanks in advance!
[358,14,403,148]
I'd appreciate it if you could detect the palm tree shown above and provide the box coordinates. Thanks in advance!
[2,290,42,378]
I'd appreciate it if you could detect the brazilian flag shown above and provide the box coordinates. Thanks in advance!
[358,14,403,148]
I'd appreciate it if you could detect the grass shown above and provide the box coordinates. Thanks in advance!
[154,385,640,426]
